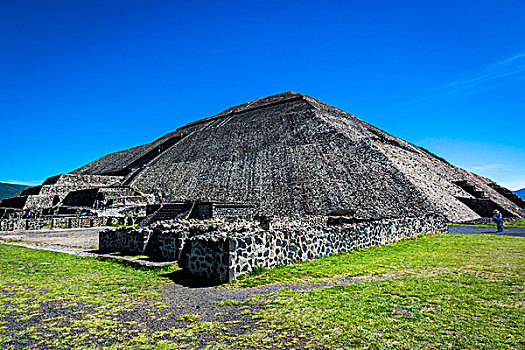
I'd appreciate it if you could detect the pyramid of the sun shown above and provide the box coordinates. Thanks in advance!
[72,92,525,222]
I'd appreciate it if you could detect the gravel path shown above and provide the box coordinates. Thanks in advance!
[0,226,113,249]
[448,225,525,237]
[0,227,178,267]
[162,272,402,307]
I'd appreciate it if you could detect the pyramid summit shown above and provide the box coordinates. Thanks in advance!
[2,92,525,223]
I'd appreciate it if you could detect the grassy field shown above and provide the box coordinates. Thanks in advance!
[1,233,524,349]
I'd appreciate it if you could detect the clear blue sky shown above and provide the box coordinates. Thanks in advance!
[1,0,524,190]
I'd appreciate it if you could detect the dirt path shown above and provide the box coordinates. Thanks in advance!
[0,226,112,249]
[0,226,179,268]
[448,225,525,237]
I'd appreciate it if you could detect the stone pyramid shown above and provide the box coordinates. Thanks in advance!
[71,92,524,222]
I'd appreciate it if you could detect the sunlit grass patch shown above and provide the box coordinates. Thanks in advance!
[216,300,243,307]
[0,244,177,304]
[1,233,524,349]
[233,233,525,287]
[238,270,525,349]
[177,314,201,322]
[225,233,525,349]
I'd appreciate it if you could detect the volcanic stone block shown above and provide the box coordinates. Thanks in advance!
[99,228,149,254]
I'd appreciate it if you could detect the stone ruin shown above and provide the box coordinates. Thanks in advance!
[0,173,153,231]
[1,92,524,280]
[100,215,445,282]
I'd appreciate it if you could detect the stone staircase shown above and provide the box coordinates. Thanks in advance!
[453,179,517,218]
[453,180,486,198]
[122,133,190,186]
[139,203,194,227]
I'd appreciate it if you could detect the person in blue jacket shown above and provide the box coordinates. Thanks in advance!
[493,209,504,232]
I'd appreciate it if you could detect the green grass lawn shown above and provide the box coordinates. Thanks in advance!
[231,233,525,349]
[1,233,524,349]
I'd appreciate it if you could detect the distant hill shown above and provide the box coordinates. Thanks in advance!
[514,188,525,200]
[0,182,28,200]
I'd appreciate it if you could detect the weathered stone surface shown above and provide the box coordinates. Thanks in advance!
[65,92,524,222]
[0,174,124,210]
[99,227,149,255]
[98,216,446,281]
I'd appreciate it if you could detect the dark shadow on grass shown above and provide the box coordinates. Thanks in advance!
[161,270,224,288]
[94,255,176,272]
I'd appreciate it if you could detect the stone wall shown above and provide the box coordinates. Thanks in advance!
[38,174,125,202]
[213,204,256,219]
[61,187,153,208]
[69,217,94,228]
[191,203,256,220]
[0,219,29,231]
[44,174,123,187]
[51,217,70,228]
[0,218,52,231]
[0,216,121,231]
[145,227,188,260]
[98,215,445,281]
[99,228,149,254]
[24,195,57,209]
[26,218,52,230]
[100,221,189,259]
[182,216,445,282]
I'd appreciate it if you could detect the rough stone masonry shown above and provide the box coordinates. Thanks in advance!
[72,92,525,223]
[100,215,445,282]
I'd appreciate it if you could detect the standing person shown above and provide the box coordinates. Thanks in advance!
[493,210,504,232]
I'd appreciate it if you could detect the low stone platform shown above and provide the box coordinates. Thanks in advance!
[100,215,446,282]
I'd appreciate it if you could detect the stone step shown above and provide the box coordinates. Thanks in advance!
[122,134,188,186]
[141,203,193,226]
[453,180,487,199]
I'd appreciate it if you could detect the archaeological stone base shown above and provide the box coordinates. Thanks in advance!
[99,215,446,282]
